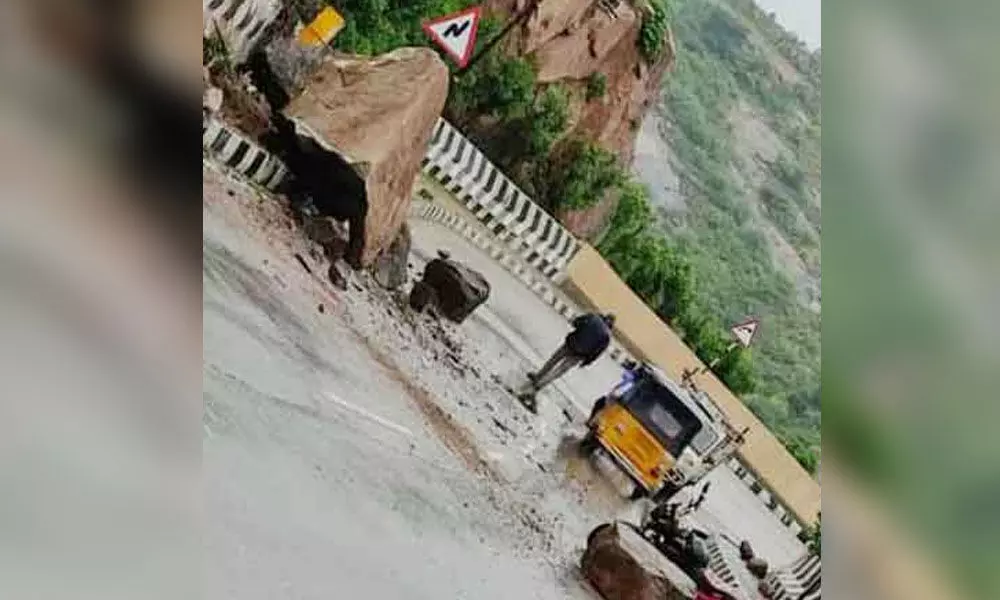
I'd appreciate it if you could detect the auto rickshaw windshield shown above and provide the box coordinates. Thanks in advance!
[621,378,703,456]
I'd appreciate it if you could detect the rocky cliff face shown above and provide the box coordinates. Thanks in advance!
[286,47,449,266]
[488,0,675,238]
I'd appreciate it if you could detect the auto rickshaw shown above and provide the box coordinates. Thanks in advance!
[580,362,704,500]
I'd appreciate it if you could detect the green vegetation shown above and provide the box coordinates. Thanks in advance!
[333,0,471,56]
[799,512,821,556]
[638,0,671,64]
[586,72,608,101]
[525,85,572,157]
[548,141,624,210]
[637,0,821,471]
[598,181,756,395]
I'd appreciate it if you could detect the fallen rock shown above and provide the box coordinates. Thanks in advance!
[372,223,412,290]
[286,47,449,266]
[411,254,490,324]
[328,263,349,290]
[747,557,769,579]
[207,65,273,141]
[739,540,754,561]
[582,522,695,600]
[203,86,224,113]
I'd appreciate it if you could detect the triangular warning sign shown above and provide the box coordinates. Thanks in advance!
[423,6,482,68]
[731,318,760,348]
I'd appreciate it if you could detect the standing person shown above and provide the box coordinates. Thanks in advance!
[527,313,616,395]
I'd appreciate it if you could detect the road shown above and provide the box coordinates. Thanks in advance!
[204,172,604,599]
[408,218,624,416]
[204,165,803,600]
[408,216,806,565]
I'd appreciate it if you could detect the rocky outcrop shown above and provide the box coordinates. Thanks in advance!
[285,48,449,266]
[582,522,696,600]
[489,0,675,164]
[485,0,675,239]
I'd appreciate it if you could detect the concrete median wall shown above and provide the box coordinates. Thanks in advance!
[203,117,288,190]
[563,244,821,528]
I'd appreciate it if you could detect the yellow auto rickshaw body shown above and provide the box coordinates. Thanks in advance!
[591,403,676,490]
[587,364,704,496]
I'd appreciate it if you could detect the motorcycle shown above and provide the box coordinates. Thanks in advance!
[638,499,738,600]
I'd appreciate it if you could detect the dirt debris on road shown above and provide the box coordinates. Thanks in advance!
[204,166,649,589]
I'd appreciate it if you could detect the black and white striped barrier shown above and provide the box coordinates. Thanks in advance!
[203,117,288,190]
[763,553,821,600]
[203,0,281,63]
[421,119,582,284]
[703,534,762,600]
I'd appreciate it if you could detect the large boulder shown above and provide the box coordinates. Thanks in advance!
[286,47,449,266]
[582,522,696,600]
[372,223,412,290]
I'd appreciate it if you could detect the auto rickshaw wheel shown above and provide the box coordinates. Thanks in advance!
[629,482,648,501]
[653,482,681,504]
[579,430,599,456]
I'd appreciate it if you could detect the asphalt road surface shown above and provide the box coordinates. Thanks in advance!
[204,166,804,600]
[407,217,806,565]
[204,173,606,599]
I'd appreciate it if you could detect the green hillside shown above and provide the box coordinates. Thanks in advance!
[641,0,822,467]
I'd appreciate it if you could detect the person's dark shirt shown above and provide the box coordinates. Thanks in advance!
[565,313,611,365]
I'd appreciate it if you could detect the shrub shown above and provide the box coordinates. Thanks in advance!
[480,57,536,120]
[585,72,608,101]
[526,85,571,157]
[549,141,625,210]
[638,0,671,63]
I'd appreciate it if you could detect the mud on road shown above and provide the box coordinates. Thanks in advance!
[203,166,652,599]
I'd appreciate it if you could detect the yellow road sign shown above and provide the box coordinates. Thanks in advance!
[297,6,345,47]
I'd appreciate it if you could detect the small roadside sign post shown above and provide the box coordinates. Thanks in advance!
[422,6,483,69]
[730,318,760,349]
[687,317,760,381]
[297,5,346,48]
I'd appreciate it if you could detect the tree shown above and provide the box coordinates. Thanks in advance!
[586,72,608,101]
[479,57,536,120]
[638,0,671,63]
[716,346,756,395]
[800,512,821,557]
[783,433,819,474]
[598,181,654,257]
[656,257,694,323]
[525,85,570,157]
[549,140,625,210]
